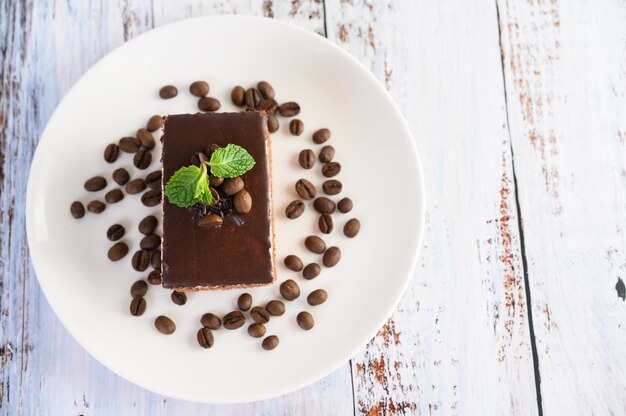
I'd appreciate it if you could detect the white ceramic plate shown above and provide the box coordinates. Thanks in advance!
[26,16,424,403]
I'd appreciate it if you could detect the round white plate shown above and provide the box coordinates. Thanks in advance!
[26,16,424,403]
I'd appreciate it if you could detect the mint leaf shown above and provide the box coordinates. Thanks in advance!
[208,144,256,178]
[164,164,212,207]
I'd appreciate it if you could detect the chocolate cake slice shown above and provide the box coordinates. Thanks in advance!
[161,112,275,290]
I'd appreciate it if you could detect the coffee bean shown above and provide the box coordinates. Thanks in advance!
[285,200,305,219]
[259,97,278,114]
[189,80,209,97]
[238,293,253,311]
[344,218,361,237]
[87,200,106,214]
[313,197,336,214]
[130,280,148,297]
[198,214,223,228]
[295,179,316,200]
[319,145,335,163]
[112,168,130,186]
[70,201,85,219]
[151,250,161,270]
[298,149,315,169]
[130,296,146,316]
[131,250,150,272]
[134,148,152,170]
[139,216,158,235]
[279,279,300,301]
[312,128,331,144]
[135,129,154,150]
[248,323,266,338]
[233,189,252,214]
[307,289,328,306]
[209,175,224,187]
[119,136,140,153]
[338,197,353,213]
[284,255,303,272]
[147,115,163,132]
[250,306,270,324]
[303,263,321,280]
[318,214,333,234]
[141,190,162,207]
[222,177,244,196]
[201,313,221,330]
[267,113,279,133]
[126,178,146,194]
[231,85,245,106]
[297,311,314,330]
[305,235,326,254]
[107,242,128,261]
[159,85,178,99]
[104,143,120,163]
[257,81,275,99]
[190,152,208,166]
[84,176,107,192]
[155,315,176,334]
[147,270,162,285]
[105,189,124,204]
[107,224,125,241]
[289,119,304,136]
[223,311,246,330]
[171,290,187,306]
[266,300,285,316]
[262,335,279,350]
[245,88,262,108]
[197,327,214,349]
[323,246,341,267]
[145,170,162,190]
[322,180,341,196]
[322,162,341,177]
[278,102,300,117]
[140,234,161,250]
[206,143,220,156]
[198,96,221,112]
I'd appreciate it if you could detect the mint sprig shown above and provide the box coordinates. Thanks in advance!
[208,144,256,178]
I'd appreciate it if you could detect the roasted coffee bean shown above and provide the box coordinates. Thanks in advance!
[139,215,158,235]
[151,250,161,270]
[130,280,148,297]
[136,128,155,149]
[130,296,146,316]
[289,119,304,136]
[313,197,336,214]
[298,149,315,169]
[104,143,120,163]
[126,178,146,194]
[119,136,140,153]
[190,152,208,166]
[266,300,285,316]
[285,200,304,219]
[209,175,224,187]
[245,88,262,108]
[338,197,353,213]
[267,113,279,133]
[131,250,150,272]
[112,168,130,186]
[319,145,335,163]
[84,176,107,192]
[262,335,279,350]
[284,255,303,272]
[238,293,253,311]
[190,80,209,97]
[344,218,361,237]
[147,270,162,285]
[171,290,187,306]
[323,246,341,267]
[318,214,333,234]
[248,323,266,338]
[278,102,300,117]
[231,85,245,106]
[308,289,328,306]
[134,148,152,170]
[222,177,244,196]
[233,189,252,214]
[259,97,278,114]
[305,235,326,254]
[107,224,125,241]
[105,189,124,204]
[279,279,300,301]
[197,327,214,349]
[145,170,162,190]
[155,315,176,334]
[297,311,314,330]
[295,179,316,200]
[147,115,163,132]
[201,313,221,330]
[70,201,85,219]
[303,263,321,280]
[322,162,341,177]
[322,179,342,196]
[198,214,223,228]
[312,128,331,144]
[140,234,161,250]
[87,200,106,214]
[141,190,162,207]
[205,143,219,158]
[107,242,128,261]
[223,311,246,330]
[250,306,270,324]
[198,96,221,112]
[159,85,178,99]
[257,81,275,99]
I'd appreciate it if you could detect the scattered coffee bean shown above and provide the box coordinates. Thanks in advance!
[267,113,279,133]
[312,128,331,144]
[280,279,300,301]
[198,214,223,228]
[222,177,244,196]
[322,162,341,177]
[198,96,221,112]
[231,85,245,106]
[322,180,342,195]
[323,246,341,267]
[130,296,146,316]
[105,189,124,204]
[119,136,140,153]
[133,148,152,170]
[139,216,158,235]
[245,88,262,108]
[197,327,214,349]
[140,234,161,250]
[259,97,278,114]
[308,289,328,306]
[248,323,266,338]
[338,197,353,213]
[104,143,120,163]
[107,224,125,241]
[201,313,222,330]
[112,168,130,186]
[257,81,275,99]
[147,270,162,285]
[151,250,161,270]
[238,293,253,311]
[131,250,150,272]
[262,335,279,350]
[278,102,300,117]
[209,175,224,187]
[147,115,163,132]
[298,149,315,169]
[319,145,335,163]
[141,190,162,207]
[303,263,321,280]
[233,189,252,214]
[266,300,285,316]
[84,176,107,192]
[289,119,304,136]
[159,85,178,99]
[126,178,146,194]
[171,290,187,306]
[344,218,361,238]
[285,200,305,219]
[136,128,155,149]
[189,80,209,97]
[313,197,336,214]
[107,242,128,261]
[295,179,316,200]
[70,201,85,219]
[155,315,176,334]
[304,236,326,254]
[130,280,148,297]
[318,214,333,234]
[87,200,106,214]
[250,306,270,324]
[297,311,315,330]
[284,255,303,272]
[145,170,162,190]
[223,311,246,330]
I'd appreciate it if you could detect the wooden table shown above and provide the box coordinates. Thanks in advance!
[2,1,625,414]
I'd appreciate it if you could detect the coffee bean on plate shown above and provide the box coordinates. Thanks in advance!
[312,128,331,144]
[245,88,262,108]
[302,263,321,280]
[319,145,335,163]
[322,180,342,195]
[257,81,275,99]
[278,102,300,117]
[141,190,162,207]
[130,296,146,316]
[104,143,120,163]
[233,189,252,214]
[238,293,253,311]
[259,97,278,114]
[105,189,124,204]
[84,176,107,192]
[126,178,146,194]
[318,214,333,234]
[155,315,176,334]
[222,177,244,196]
[285,200,304,219]
[338,197,353,213]
[87,200,106,214]
[130,280,148,297]
[134,148,152,170]
[70,201,85,219]
[198,96,221,112]
[145,170,162,190]
[190,80,209,97]
[295,179,316,200]
[197,327,214,349]
[131,250,150,272]
[267,113,279,133]
[107,224,125,241]
[344,218,361,238]
[297,311,314,330]
[250,306,270,324]
[159,85,178,99]
[140,234,161,250]
[136,128,155,149]
[112,168,130,186]
[307,289,328,306]
[201,313,221,330]
[279,279,300,301]
[107,242,128,261]
[289,119,304,136]
[139,215,158,235]
[323,246,341,267]
[313,197,335,214]
[266,300,285,316]
[198,214,223,228]
[119,136,140,153]
[151,250,161,270]
[147,115,163,132]
[147,270,162,285]
[322,162,341,177]
[298,149,315,169]
[304,235,326,254]
[262,335,279,350]
[248,323,266,338]
[284,255,303,272]
[231,86,245,106]
[171,290,187,306]
[223,311,246,330]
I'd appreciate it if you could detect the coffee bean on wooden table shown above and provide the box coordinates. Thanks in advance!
[107,242,128,261]
[104,143,120,163]
[307,289,328,306]
[145,170,162,190]
[139,215,158,235]
[197,327,214,349]
[119,136,140,153]
[305,235,326,254]
[238,293,253,311]
[267,113,279,133]
[141,190,162,207]
[257,81,275,99]
[84,176,107,192]
[322,162,341,177]
[223,311,246,330]
[140,234,161,250]
[278,102,300,117]
[233,190,252,213]
[159,85,178,99]
[284,255,303,272]
[295,179,316,200]
[147,270,162,285]
[105,189,124,204]
[248,323,266,338]
[130,296,146,316]
[70,201,85,219]
[189,80,209,97]
[130,280,148,297]
[318,214,333,234]
[338,197,353,213]
[313,197,335,214]
[289,119,304,136]
[222,177,244,196]
[280,279,300,301]
[132,250,150,272]
[155,315,176,334]
[259,98,278,114]
[266,300,285,316]
[344,218,361,238]
[147,115,163,132]
[245,88,262,108]
[112,168,130,186]
[312,128,331,144]
[136,128,155,150]
[126,178,146,194]
[106,224,125,241]
[262,335,279,350]
[198,96,221,112]
[319,145,335,163]
[231,85,245,106]
[250,306,270,324]
[285,200,305,219]
[151,250,161,270]
[297,311,314,330]
[201,313,221,330]
[303,263,321,280]
[134,148,152,170]
[298,149,315,169]
[87,200,106,214]
[171,290,187,306]
[198,214,223,228]
[322,180,342,195]
[323,246,341,267]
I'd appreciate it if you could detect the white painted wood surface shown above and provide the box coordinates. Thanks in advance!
[1,0,625,415]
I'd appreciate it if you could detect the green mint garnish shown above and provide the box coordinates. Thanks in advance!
[208,144,256,178]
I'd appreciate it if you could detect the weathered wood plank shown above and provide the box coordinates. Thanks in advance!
[497,0,626,414]
[325,0,540,414]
